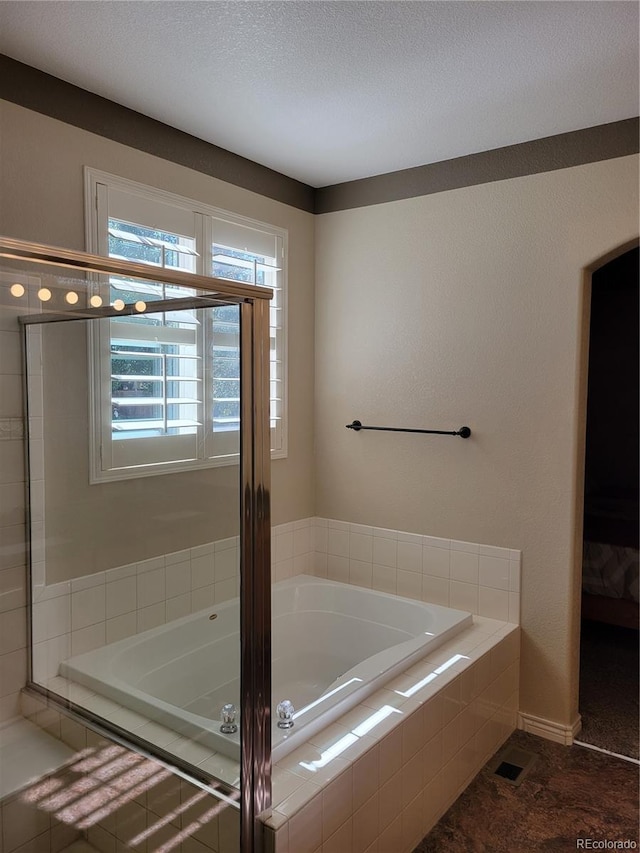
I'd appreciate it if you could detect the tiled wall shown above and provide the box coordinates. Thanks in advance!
[280,517,521,624]
[29,516,308,689]
[32,537,241,684]
[1,789,81,853]
[0,276,29,725]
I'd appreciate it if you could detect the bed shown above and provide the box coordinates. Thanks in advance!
[582,495,639,630]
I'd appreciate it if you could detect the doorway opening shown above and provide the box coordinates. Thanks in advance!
[579,246,639,760]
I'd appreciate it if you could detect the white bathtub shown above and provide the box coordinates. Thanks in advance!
[60,575,471,762]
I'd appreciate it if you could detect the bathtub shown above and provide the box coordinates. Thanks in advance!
[60,574,472,762]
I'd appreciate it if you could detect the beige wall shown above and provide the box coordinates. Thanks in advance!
[0,100,316,582]
[314,154,639,729]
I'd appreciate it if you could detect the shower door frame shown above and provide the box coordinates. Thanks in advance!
[0,235,273,853]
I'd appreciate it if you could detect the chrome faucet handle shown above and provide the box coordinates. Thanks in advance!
[220,703,238,734]
[276,699,295,729]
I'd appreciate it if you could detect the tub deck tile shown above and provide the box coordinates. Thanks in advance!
[335,702,403,740]
[170,736,217,767]
[360,687,423,716]
[197,753,240,787]
[277,747,351,786]
[273,780,322,818]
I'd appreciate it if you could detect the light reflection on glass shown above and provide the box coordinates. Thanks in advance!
[89,295,103,308]
[10,283,25,298]
[37,287,52,302]
[65,291,79,305]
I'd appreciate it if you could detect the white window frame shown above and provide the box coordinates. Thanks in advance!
[84,168,288,483]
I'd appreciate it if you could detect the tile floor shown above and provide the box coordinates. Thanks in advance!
[412,730,639,852]
[578,619,639,759]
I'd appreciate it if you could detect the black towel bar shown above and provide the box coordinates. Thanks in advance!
[346,420,471,438]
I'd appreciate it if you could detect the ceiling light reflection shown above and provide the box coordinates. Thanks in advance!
[10,283,25,298]
[351,704,402,737]
[433,653,468,674]
[298,703,407,773]
[395,672,438,698]
[37,287,52,302]
[394,653,469,699]
[65,291,79,305]
[293,677,363,721]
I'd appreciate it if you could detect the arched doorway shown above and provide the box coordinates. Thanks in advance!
[575,243,639,760]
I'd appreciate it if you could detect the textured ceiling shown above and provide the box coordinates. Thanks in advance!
[0,1,637,187]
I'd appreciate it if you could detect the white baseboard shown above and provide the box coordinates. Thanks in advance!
[517,711,582,745]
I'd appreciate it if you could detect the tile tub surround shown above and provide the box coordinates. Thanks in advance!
[30,517,520,720]
[31,536,242,685]
[31,518,311,684]
[22,520,519,852]
[305,518,521,625]
[262,618,520,853]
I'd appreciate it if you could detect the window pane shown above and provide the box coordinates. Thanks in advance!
[111,339,200,439]
[107,220,200,443]
[211,245,280,433]
[108,220,197,272]
[211,300,240,433]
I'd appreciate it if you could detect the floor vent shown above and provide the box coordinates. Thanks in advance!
[490,746,538,787]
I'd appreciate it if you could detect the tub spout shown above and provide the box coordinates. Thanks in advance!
[276,699,295,729]
[220,703,238,734]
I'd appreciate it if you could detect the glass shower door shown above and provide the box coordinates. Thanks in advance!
[0,237,271,853]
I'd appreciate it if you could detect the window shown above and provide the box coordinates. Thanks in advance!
[85,169,287,482]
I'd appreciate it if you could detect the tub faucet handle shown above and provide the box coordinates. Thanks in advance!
[220,703,238,734]
[276,699,295,729]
